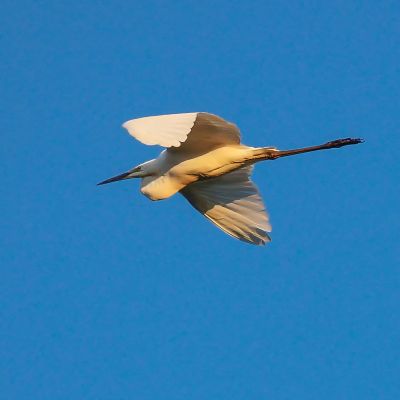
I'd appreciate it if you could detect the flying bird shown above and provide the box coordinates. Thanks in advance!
[98,112,362,245]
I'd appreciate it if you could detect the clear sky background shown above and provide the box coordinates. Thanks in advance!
[1,1,399,399]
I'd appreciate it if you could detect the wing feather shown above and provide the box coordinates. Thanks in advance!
[122,112,240,152]
[181,166,271,245]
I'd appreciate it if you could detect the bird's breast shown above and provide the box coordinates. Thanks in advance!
[140,175,193,201]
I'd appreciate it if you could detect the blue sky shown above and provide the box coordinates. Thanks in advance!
[1,1,399,398]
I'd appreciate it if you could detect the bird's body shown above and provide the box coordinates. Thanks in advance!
[99,112,362,245]
[139,145,262,201]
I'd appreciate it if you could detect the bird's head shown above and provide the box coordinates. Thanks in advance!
[97,159,157,186]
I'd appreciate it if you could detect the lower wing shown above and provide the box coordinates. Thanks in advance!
[180,166,271,245]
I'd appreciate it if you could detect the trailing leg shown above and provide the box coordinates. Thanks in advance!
[253,138,363,161]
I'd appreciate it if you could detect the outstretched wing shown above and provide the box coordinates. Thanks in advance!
[122,112,241,153]
[181,166,271,245]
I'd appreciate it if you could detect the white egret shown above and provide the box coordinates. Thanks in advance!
[98,112,362,245]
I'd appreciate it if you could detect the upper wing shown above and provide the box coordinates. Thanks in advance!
[181,166,271,245]
[122,112,241,152]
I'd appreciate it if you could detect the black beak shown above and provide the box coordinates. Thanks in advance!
[97,171,132,186]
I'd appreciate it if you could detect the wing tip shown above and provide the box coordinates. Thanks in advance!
[121,119,134,134]
[250,231,272,246]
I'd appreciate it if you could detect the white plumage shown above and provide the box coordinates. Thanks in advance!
[181,165,271,245]
[99,112,362,245]
[123,112,240,151]
[123,113,198,147]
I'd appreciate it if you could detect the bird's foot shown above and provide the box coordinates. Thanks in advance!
[325,138,364,148]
